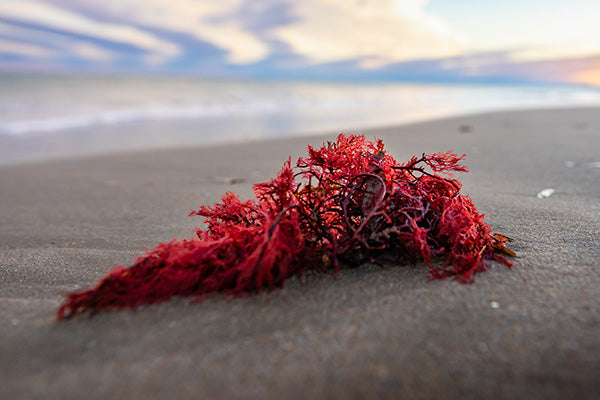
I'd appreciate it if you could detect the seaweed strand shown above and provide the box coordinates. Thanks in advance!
[57,134,514,319]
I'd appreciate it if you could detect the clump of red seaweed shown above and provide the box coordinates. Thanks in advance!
[57,134,514,319]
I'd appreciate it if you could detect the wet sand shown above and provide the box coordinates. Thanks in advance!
[1,107,599,399]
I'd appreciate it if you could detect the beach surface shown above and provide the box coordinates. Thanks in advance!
[1,107,599,399]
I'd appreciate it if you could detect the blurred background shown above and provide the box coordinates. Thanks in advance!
[1,0,599,164]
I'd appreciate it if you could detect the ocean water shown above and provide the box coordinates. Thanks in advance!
[1,74,600,164]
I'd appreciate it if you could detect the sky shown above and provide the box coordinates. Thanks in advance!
[0,0,599,85]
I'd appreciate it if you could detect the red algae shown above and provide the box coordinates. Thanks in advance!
[57,134,514,320]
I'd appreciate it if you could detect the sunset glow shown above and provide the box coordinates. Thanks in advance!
[571,68,600,87]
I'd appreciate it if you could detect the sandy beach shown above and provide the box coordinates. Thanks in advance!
[1,107,599,399]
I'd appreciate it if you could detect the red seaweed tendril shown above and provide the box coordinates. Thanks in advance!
[57,134,514,320]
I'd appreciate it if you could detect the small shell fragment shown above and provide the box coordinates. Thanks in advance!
[536,188,555,199]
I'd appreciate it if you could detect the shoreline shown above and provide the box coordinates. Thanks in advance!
[1,107,599,399]
[1,105,599,167]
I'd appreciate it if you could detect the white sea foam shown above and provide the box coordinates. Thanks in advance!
[0,104,280,135]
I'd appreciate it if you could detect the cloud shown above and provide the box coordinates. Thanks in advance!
[510,41,600,63]
[70,41,117,62]
[1,0,466,68]
[55,0,270,64]
[0,1,180,63]
[1,0,597,86]
[429,50,600,86]
[271,0,467,67]
[0,37,54,58]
